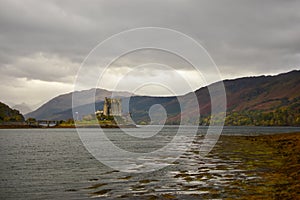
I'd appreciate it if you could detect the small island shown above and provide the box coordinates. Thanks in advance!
[0,98,136,129]
[73,97,136,128]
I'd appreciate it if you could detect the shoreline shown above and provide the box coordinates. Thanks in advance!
[214,132,300,199]
[0,124,137,129]
[1,124,300,129]
[0,127,299,198]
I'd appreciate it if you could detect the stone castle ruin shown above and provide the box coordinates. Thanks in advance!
[103,97,122,116]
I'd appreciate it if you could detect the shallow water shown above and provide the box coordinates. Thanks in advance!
[0,126,299,199]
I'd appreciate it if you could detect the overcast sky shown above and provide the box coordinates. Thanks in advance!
[0,0,299,109]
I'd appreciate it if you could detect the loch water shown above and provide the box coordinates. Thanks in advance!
[1,126,299,199]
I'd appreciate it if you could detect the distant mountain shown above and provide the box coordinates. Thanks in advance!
[12,103,32,115]
[25,88,132,120]
[0,102,25,123]
[25,70,300,125]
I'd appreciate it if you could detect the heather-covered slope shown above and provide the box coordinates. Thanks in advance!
[128,70,300,125]
[169,70,300,125]
[25,70,300,125]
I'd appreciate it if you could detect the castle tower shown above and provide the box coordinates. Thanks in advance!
[103,97,109,116]
[103,97,122,116]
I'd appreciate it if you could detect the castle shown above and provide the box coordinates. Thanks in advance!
[102,97,122,116]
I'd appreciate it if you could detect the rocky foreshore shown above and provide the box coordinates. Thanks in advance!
[209,132,300,199]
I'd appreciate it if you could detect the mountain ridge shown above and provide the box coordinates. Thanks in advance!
[25,70,300,125]
[25,88,133,120]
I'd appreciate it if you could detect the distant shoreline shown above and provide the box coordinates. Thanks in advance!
[1,124,300,129]
[0,124,137,129]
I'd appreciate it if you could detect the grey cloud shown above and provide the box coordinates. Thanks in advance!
[0,0,299,106]
[0,53,79,83]
[1,0,299,69]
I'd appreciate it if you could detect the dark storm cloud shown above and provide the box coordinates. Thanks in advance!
[0,0,299,105]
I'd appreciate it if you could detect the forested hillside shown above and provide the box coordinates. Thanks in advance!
[0,102,25,123]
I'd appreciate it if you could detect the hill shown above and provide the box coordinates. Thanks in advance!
[0,102,25,123]
[25,70,300,126]
[25,88,132,120]
[120,70,300,126]
[12,103,32,115]
[178,70,300,126]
